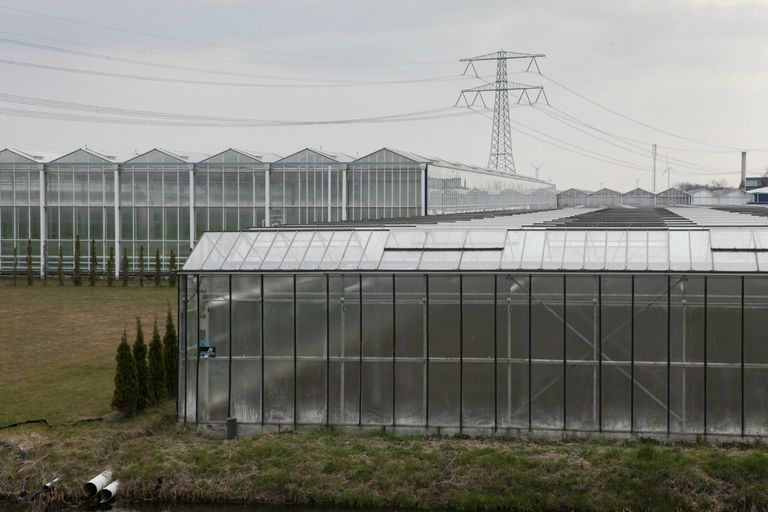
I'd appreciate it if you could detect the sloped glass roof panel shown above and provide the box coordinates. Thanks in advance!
[668,231,691,271]
[240,231,277,270]
[521,231,545,269]
[340,231,372,270]
[319,231,352,270]
[183,232,221,271]
[221,232,259,270]
[260,231,295,270]
[752,229,768,250]
[380,250,422,270]
[386,230,426,249]
[713,251,757,271]
[562,230,586,270]
[757,253,768,272]
[419,250,461,270]
[460,250,502,270]
[541,231,566,270]
[464,230,507,249]
[689,230,712,271]
[647,231,669,271]
[424,230,467,249]
[359,231,389,270]
[280,231,314,270]
[710,229,755,249]
[605,231,627,270]
[584,231,607,270]
[500,230,526,269]
[626,231,648,271]
[201,232,240,270]
[300,231,333,270]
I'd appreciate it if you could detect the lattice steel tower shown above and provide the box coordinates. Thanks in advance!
[458,51,547,175]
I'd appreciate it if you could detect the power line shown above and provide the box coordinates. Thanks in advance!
[535,105,737,175]
[0,36,465,85]
[0,58,466,89]
[541,72,767,152]
[0,91,473,126]
[0,3,452,66]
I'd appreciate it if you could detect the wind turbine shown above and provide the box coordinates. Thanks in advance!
[530,162,545,180]
[661,157,672,189]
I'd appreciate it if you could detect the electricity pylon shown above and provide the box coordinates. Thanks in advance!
[457,50,547,175]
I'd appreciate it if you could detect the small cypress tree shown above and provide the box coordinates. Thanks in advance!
[168,250,177,287]
[154,249,161,287]
[57,245,64,286]
[26,239,33,286]
[148,318,166,404]
[106,246,115,287]
[111,329,139,417]
[133,318,150,410]
[138,245,145,287]
[163,306,178,396]
[12,246,17,285]
[121,248,129,287]
[42,242,48,286]
[73,235,82,286]
[89,239,97,287]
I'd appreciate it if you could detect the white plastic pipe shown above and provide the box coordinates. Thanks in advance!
[98,480,119,504]
[42,477,61,492]
[83,470,112,498]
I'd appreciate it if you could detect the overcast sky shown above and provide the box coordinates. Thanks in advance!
[0,0,766,190]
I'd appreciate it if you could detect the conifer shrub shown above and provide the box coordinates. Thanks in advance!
[111,329,139,417]
[106,246,115,287]
[168,250,177,287]
[148,318,166,404]
[121,248,129,287]
[73,235,82,286]
[89,239,97,286]
[12,245,17,285]
[132,318,150,410]
[138,245,145,287]
[57,245,63,286]
[26,239,33,286]
[42,242,48,286]
[163,307,178,396]
[154,249,161,287]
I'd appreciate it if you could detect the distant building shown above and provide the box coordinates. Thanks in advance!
[555,187,690,207]
[689,188,749,206]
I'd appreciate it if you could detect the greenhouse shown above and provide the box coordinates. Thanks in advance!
[178,206,768,439]
[0,147,556,274]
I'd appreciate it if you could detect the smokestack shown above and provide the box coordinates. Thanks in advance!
[740,151,747,191]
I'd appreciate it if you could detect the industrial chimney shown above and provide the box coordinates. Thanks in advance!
[740,151,747,191]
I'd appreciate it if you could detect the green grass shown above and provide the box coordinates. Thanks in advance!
[0,279,176,425]
[1,406,768,511]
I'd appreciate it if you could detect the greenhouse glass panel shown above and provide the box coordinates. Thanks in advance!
[261,232,295,270]
[231,275,262,424]
[462,275,495,427]
[419,250,461,270]
[319,231,352,270]
[669,276,705,434]
[531,275,564,429]
[262,275,294,424]
[339,231,371,270]
[241,231,277,270]
[500,230,525,269]
[296,275,327,424]
[633,276,669,433]
[459,250,502,270]
[496,275,529,428]
[565,275,598,431]
[600,276,632,432]
[394,275,426,426]
[584,231,607,270]
[744,277,768,436]
[300,231,332,270]
[706,276,741,435]
[428,275,460,426]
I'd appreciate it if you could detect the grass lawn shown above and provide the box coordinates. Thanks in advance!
[0,278,176,426]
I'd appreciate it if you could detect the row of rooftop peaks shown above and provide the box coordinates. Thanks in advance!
[0,146,551,182]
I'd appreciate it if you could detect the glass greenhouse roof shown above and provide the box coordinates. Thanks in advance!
[182,207,768,273]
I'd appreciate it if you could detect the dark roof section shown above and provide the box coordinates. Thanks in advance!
[532,207,696,228]
[713,206,768,218]
[280,208,557,228]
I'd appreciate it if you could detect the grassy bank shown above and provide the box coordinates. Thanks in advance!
[1,404,768,511]
[0,280,176,426]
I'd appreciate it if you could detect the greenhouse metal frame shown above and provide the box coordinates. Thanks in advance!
[178,207,768,439]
